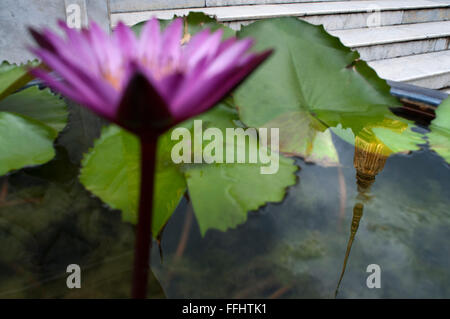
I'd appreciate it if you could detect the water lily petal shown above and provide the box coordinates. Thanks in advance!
[30,68,114,121]
[159,71,185,104]
[86,22,123,74]
[39,27,100,76]
[185,29,223,69]
[114,21,138,60]
[172,50,272,121]
[139,18,161,65]
[31,48,118,114]
[161,18,183,66]
[203,38,254,78]
[57,21,100,71]
[215,36,238,56]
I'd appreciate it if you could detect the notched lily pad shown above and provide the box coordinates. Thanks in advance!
[184,105,298,235]
[79,124,187,237]
[235,18,421,164]
[80,105,298,237]
[0,66,68,176]
[0,112,57,175]
[0,60,38,101]
[0,86,68,132]
[332,115,424,156]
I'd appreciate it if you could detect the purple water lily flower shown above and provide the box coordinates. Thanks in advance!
[29,18,271,299]
[29,18,271,135]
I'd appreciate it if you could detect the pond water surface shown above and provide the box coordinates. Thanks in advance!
[0,101,448,298]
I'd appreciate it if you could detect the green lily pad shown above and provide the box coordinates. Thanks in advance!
[372,125,423,154]
[79,124,187,236]
[0,86,68,132]
[0,61,38,101]
[331,115,424,155]
[0,112,57,175]
[185,105,298,235]
[0,84,68,176]
[234,18,421,164]
[80,105,298,237]
[426,97,450,163]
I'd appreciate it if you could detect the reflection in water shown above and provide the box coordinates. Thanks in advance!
[1,99,446,298]
[335,128,390,297]
[354,128,390,201]
[154,114,448,298]
[335,203,364,297]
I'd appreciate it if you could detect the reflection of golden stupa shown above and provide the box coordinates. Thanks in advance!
[353,124,396,196]
[335,119,405,297]
[354,136,389,194]
[335,202,364,297]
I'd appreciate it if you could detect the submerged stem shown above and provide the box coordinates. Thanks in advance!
[132,136,158,299]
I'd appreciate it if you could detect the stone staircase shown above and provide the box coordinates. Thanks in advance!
[110,0,450,91]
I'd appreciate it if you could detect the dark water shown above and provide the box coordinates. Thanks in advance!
[0,103,449,298]
[155,135,450,299]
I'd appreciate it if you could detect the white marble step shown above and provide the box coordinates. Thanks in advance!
[206,0,363,7]
[330,21,450,61]
[368,51,450,89]
[206,0,361,7]
[111,0,450,30]
[110,0,361,13]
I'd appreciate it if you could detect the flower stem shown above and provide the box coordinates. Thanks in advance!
[132,136,157,299]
